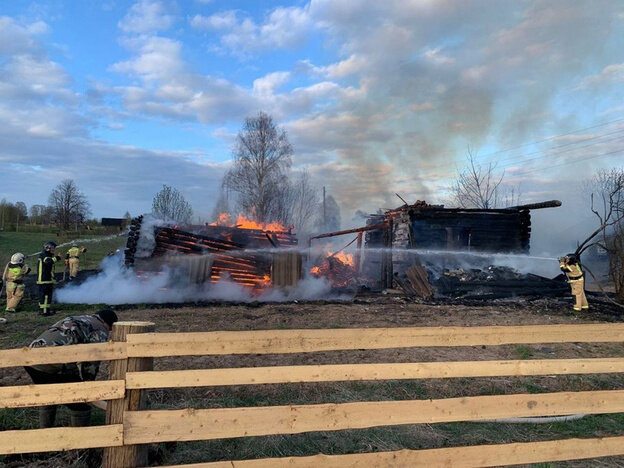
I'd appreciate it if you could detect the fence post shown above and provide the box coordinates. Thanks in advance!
[102,321,155,468]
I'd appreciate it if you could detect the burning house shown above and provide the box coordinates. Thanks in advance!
[308,199,567,298]
[124,214,300,291]
[120,199,567,301]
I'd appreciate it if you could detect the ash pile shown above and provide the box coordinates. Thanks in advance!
[428,265,569,300]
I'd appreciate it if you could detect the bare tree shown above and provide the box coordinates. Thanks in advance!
[152,184,193,224]
[223,111,293,224]
[30,205,44,224]
[290,169,321,236]
[577,168,624,300]
[451,150,508,209]
[48,179,91,230]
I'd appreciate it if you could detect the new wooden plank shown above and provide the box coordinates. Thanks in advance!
[0,424,123,455]
[123,389,624,444]
[125,324,624,357]
[0,380,125,408]
[125,357,624,389]
[0,341,127,368]
[157,436,624,467]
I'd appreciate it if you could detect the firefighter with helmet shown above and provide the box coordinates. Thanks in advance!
[37,241,62,316]
[65,243,87,281]
[559,253,589,311]
[2,252,31,315]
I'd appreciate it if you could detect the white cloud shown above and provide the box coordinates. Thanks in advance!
[253,72,291,97]
[578,64,624,88]
[193,6,313,55]
[424,48,455,65]
[118,0,176,34]
[112,36,185,81]
[190,10,237,30]
[303,55,367,79]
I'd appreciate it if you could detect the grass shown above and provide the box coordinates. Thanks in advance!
[0,230,127,271]
[515,345,534,359]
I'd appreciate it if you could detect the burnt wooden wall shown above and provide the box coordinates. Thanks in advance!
[366,208,531,253]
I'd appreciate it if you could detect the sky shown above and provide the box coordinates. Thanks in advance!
[1,0,623,254]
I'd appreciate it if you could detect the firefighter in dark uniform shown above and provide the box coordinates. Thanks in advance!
[24,310,118,427]
[559,253,589,311]
[37,241,62,316]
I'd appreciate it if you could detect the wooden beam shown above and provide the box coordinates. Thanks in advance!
[0,425,123,455]
[102,321,155,468]
[0,380,125,408]
[0,341,126,369]
[123,389,624,444]
[125,324,624,357]
[125,357,624,389]
[156,436,624,467]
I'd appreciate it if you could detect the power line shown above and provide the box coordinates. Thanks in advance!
[474,116,624,159]
[414,118,624,176]
[505,147,624,179]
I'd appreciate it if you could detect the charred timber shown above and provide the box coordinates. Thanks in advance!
[308,223,389,247]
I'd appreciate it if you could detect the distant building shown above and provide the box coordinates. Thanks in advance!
[101,217,124,229]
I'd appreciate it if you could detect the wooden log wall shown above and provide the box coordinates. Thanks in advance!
[125,221,298,289]
[409,210,530,253]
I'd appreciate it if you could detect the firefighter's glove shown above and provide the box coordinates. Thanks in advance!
[55,255,62,262]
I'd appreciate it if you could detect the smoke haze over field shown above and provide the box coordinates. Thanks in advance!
[55,252,343,305]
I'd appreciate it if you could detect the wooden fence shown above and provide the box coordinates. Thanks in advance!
[2,321,624,467]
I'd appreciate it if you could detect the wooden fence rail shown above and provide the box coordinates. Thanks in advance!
[1,322,624,467]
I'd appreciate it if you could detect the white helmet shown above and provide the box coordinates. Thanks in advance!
[11,253,25,264]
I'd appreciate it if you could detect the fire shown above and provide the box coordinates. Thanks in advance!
[331,251,354,266]
[309,250,359,287]
[210,213,292,232]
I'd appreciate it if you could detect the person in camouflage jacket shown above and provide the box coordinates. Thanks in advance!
[24,309,118,427]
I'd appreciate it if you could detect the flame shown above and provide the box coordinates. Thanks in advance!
[309,250,359,287]
[210,213,291,232]
[332,251,354,266]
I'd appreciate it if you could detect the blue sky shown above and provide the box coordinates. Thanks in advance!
[1,0,623,251]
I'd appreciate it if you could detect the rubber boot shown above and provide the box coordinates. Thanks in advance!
[39,405,57,428]
[70,408,91,427]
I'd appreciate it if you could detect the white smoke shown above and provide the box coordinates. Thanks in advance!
[134,214,174,259]
[404,248,560,279]
[55,250,347,305]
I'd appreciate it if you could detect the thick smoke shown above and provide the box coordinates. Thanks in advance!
[55,250,346,305]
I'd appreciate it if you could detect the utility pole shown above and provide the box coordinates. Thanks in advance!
[323,186,326,230]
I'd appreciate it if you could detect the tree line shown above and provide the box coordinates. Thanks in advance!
[0,179,93,231]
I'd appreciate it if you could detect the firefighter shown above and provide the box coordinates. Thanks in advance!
[37,241,62,316]
[3,253,31,313]
[65,243,87,281]
[24,310,118,427]
[559,253,589,311]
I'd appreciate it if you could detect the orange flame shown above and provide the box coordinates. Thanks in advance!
[331,251,354,266]
[210,213,291,232]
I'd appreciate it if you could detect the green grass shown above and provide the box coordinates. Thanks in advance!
[0,231,127,270]
[515,345,534,359]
